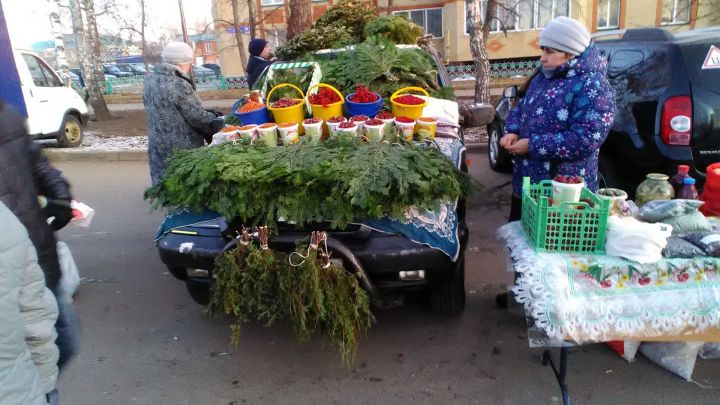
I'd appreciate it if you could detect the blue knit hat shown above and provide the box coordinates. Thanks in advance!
[249,38,268,57]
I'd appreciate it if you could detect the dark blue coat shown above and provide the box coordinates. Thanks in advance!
[246,56,273,90]
[505,45,616,195]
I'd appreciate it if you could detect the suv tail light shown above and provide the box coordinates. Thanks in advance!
[661,96,692,146]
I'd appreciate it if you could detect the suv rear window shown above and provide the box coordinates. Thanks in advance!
[680,42,720,90]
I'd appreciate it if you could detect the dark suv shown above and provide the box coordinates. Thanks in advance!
[488,27,720,196]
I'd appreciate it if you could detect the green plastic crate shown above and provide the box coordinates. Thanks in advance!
[521,177,610,254]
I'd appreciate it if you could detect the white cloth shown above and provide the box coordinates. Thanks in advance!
[0,203,59,403]
[605,216,672,263]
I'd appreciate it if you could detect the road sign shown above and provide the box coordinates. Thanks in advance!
[702,45,720,70]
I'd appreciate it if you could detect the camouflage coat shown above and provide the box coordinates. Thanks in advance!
[143,63,217,185]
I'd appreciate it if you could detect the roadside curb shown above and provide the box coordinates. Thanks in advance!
[464,142,487,153]
[44,149,148,163]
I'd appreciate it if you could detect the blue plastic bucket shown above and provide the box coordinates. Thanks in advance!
[232,99,271,125]
[344,94,384,117]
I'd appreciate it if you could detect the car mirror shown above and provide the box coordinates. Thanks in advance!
[460,103,496,127]
[503,86,518,99]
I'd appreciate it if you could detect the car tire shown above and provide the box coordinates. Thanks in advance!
[487,121,512,173]
[57,114,83,148]
[167,266,188,281]
[186,279,211,306]
[431,258,466,316]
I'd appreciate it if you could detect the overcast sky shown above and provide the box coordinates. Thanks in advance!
[3,0,213,48]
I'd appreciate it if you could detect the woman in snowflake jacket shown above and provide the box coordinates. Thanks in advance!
[501,16,616,221]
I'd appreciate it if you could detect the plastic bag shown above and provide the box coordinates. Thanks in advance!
[70,200,95,228]
[57,241,80,302]
[680,232,720,257]
[606,340,641,362]
[662,236,706,258]
[699,343,720,359]
[637,199,704,222]
[663,211,712,234]
[639,341,704,381]
[605,217,672,263]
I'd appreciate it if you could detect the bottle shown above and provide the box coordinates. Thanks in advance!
[670,165,690,194]
[677,177,699,200]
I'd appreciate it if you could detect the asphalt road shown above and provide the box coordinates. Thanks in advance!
[54,152,719,404]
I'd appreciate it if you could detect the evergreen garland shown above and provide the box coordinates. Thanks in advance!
[145,137,471,229]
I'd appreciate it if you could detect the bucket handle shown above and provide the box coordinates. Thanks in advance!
[391,86,429,101]
[267,83,305,105]
[306,83,344,104]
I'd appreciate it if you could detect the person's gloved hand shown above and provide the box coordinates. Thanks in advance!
[210,118,225,134]
[44,199,73,231]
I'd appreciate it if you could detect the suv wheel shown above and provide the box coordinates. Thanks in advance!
[431,258,466,316]
[186,279,211,306]
[57,114,83,148]
[487,121,512,173]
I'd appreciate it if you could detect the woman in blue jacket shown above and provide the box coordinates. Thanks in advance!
[501,16,615,221]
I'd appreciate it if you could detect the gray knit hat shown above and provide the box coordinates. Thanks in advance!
[162,42,195,64]
[539,16,591,56]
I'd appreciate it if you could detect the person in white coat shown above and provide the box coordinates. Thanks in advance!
[0,202,60,404]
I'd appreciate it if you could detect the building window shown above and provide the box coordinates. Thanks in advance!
[465,0,570,34]
[204,43,213,54]
[661,0,691,25]
[261,0,283,6]
[393,8,444,38]
[597,0,621,30]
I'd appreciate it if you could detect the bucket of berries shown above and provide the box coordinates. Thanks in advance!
[552,175,585,205]
[345,85,383,117]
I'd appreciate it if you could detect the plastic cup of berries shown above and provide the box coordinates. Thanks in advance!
[257,123,278,147]
[303,118,324,144]
[395,116,416,142]
[278,122,300,145]
[375,111,395,140]
[326,116,346,136]
[364,118,385,143]
[351,115,369,137]
[336,121,358,138]
[237,124,258,142]
[551,175,585,205]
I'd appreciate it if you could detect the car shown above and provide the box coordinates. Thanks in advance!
[103,64,133,77]
[193,65,217,77]
[155,43,492,316]
[68,71,89,102]
[202,63,221,75]
[486,27,720,197]
[115,63,146,75]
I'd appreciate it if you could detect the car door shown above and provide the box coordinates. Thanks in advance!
[19,52,68,135]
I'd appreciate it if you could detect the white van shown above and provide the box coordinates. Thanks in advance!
[13,49,89,147]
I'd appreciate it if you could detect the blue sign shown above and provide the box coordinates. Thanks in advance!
[226,26,251,34]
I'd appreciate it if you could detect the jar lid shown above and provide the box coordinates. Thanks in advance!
[647,173,669,181]
[683,177,696,185]
[678,165,690,174]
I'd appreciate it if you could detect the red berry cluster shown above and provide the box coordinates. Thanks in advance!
[395,116,415,123]
[338,122,356,129]
[394,94,424,105]
[351,115,369,122]
[271,98,301,109]
[303,118,321,124]
[365,118,384,126]
[553,175,583,184]
[308,87,341,107]
[349,85,379,103]
[327,116,346,123]
[375,111,394,120]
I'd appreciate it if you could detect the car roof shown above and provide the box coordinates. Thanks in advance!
[594,26,720,45]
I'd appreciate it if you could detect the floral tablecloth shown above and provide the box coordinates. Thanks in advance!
[498,221,720,345]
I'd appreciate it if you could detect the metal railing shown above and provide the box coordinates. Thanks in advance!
[447,58,540,81]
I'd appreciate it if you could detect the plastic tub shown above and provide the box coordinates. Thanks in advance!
[278,122,300,145]
[307,83,344,124]
[395,117,416,142]
[267,83,306,134]
[364,119,385,143]
[257,123,278,147]
[232,99,270,125]
[416,117,437,140]
[552,180,584,205]
[326,116,346,137]
[345,93,383,117]
[302,118,323,145]
[390,87,428,119]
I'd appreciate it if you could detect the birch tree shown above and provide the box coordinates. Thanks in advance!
[286,0,313,41]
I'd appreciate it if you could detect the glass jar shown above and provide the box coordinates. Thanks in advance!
[635,173,675,206]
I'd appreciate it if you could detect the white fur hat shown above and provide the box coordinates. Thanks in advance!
[162,42,194,64]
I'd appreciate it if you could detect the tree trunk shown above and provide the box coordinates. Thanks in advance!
[286,0,312,41]
[247,0,257,39]
[231,0,248,69]
[71,0,111,120]
[386,0,394,15]
[140,0,148,72]
[48,0,70,84]
[468,0,494,104]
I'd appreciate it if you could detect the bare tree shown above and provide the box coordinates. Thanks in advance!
[246,0,257,38]
[286,0,313,41]
[386,0,394,15]
[69,0,112,120]
[47,0,71,83]
[231,0,248,68]
[468,0,495,104]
